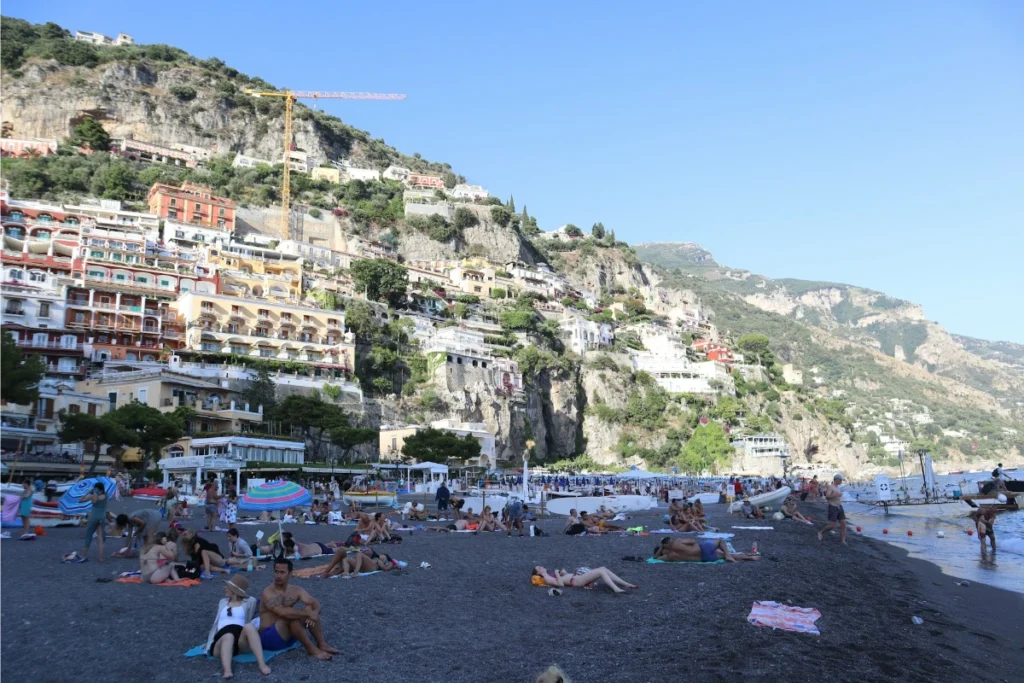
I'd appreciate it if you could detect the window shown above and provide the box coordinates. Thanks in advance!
[38,302,50,318]
[90,250,104,258]
[136,276,148,284]
[217,220,226,228]
[115,274,127,281]
[169,198,177,207]
[30,271,46,282]
[231,305,240,313]
[5,300,24,315]
[87,403,97,416]
[168,209,177,219]
[195,203,202,212]
[258,309,269,317]
[219,207,225,216]
[160,279,171,287]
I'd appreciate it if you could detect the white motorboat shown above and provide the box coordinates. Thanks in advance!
[690,492,721,505]
[728,486,792,513]
[545,495,656,516]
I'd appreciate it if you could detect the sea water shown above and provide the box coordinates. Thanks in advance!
[840,472,1023,594]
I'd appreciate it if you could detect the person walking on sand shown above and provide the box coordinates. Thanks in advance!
[258,558,339,661]
[818,474,847,545]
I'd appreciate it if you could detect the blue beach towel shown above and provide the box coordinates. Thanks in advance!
[646,557,725,565]
[184,640,300,662]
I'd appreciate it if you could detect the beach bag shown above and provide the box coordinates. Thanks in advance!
[180,562,201,580]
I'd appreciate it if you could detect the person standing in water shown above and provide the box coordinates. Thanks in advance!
[818,474,847,545]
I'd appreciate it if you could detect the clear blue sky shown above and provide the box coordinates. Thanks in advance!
[7,1,1024,342]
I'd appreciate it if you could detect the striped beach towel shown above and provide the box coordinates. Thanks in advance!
[747,601,821,635]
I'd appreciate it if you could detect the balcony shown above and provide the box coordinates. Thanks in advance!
[199,309,217,320]
[15,340,80,350]
[228,311,246,322]
[279,319,296,328]
[142,326,160,334]
[47,363,84,375]
[257,314,272,323]
[67,298,90,307]
[301,321,317,331]
[4,308,25,316]
[94,301,116,310]
[120,304,143,313]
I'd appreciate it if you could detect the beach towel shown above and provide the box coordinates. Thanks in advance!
[646,557,725,565]
[292,560,407,579]
[699,532,735,539]
[185,640,300,662]
[116,576,202,587]
[731,526,775,531]
[747,601,821,635]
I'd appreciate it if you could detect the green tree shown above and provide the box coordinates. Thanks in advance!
[58,412,139,475]
[490,206,511,227]
[442,172,458,189]
[71,118,111,152]
[400,427,481,463]
[677,422,734,474]
[241,364,278,422]
[344,300,377,338]
[351,259,408,307]
[737,334,771,365]
[90,162,136,199]
[564,224,583,238]
[592,222,606,239]
[308,207,322,219]
[106,402,186,471]
[328,419,376,464]
[169,85,197,101]
[508,196,515,213]
[277,394,348,461]
[1,332,46,404]
[453,206,479,229]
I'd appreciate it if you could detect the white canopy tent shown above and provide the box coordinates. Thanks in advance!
[406,462,449,493]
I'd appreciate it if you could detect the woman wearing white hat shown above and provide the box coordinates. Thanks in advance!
[204,574,271,678]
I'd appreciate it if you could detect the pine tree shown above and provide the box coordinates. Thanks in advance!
[508,196,516,213]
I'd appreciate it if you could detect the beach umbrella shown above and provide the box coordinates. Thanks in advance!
[238,480,312,512]
[59,477,117,515]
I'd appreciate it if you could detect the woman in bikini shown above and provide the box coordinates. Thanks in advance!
[366,512,392,544]
[531,566,637,593]
[139,532,181,584]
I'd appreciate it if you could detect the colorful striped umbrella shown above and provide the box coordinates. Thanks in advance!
[59,477,117,515]
[238,480,311,511]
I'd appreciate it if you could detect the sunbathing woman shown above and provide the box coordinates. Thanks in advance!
[337,550,400,578]
[668,513,701,533]
[426,519,471,532]
[472,506,504,534]
[366,512,392,544]
[203,574,271,678]
[139,532,181,584]
[531,566,637,593]
[581,513,627,533]
[654,537,760,563]
[283,538,338,559]
[681,506,706,532]
[692,499,707,521]
[183,529,230,579]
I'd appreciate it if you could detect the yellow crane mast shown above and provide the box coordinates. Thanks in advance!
[244,89,406,238]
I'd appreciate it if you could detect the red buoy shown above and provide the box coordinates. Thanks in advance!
[967,529,974,536]
[856,526,862,532]
[883,529,889,534]
[907,530,913,536]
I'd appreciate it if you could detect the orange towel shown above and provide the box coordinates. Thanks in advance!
[115,576,202,587]
[291,564,332,578]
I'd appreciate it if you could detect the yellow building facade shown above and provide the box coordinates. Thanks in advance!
[173,292,356,373]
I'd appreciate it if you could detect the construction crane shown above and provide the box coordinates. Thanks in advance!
[244,89,406,239]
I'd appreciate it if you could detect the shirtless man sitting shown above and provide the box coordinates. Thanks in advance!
[593,505,616,521]
[654,537,760,563]
[781,496,811,523]
[259,558,339,660]
[473,506,506,534]
[668,499,686,518]
[366,513,392,544]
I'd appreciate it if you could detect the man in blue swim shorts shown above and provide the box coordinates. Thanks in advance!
[258,558,339,660]
[653,537,761,563]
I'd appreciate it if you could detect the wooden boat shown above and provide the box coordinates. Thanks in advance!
[728,486,792,514]
[343,489,397,506]
[545,495,656,516]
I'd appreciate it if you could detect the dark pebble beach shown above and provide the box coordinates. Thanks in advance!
[2,499,1021,683]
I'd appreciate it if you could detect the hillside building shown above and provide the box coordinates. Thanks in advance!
[0,137,59,158]
[75,31,134,46]
[232,154,273,170]
[782,363,803,386]
[449,184,489,201]
[147,182,236,232]
[559,315,613,355]
[311,167,342,184]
